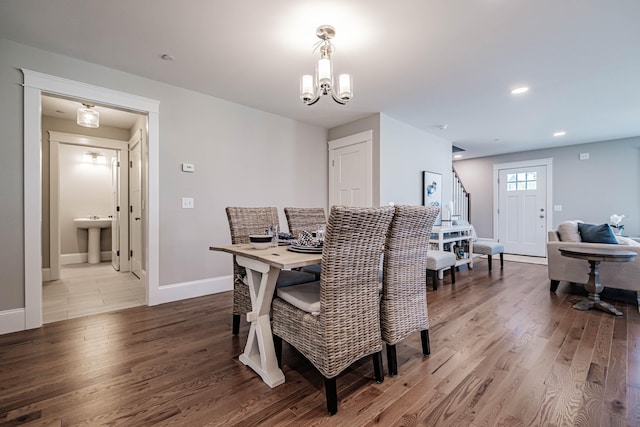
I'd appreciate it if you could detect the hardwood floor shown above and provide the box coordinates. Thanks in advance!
[2,259,639,426]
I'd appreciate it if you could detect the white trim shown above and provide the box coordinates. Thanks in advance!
[0,309,26,335]
[492,157,553,242]
[22,69,160,331]
[155,276,233,305]
[42,268,51,282]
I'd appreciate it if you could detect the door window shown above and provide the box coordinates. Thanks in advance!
[506,171,537,191]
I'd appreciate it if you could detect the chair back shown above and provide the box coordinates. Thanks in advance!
[226,207,278,244]
[381,205,439,345]
[318,205,394,375]
[284,207,326,238]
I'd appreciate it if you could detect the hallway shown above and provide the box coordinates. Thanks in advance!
[43,262,144,323]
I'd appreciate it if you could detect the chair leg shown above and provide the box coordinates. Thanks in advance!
[500,252,504,268]
[636,291,640,314]
[550,280,559,292]
[325,377,338,415]
[232,313,240,336]
[430,270,438,290]
[487,255,492,271]
[373,351,384,383]
[386,344,398,377]
[421,330,431,356]
[450,266,456,284]
[273,335,283,368]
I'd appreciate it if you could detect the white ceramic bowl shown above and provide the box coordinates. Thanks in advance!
[249,234,272,250]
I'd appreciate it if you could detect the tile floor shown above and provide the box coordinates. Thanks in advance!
[43,262,145,323]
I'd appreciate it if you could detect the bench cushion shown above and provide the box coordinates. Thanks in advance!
[426,250,457,270]
[473,241,504,256]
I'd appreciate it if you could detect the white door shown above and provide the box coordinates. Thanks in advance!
[111,155,120,271]
[328,131,373,207]
[497,165,547,256]
[129,137,143,278]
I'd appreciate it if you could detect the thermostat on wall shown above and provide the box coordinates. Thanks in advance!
[182,163,195,172]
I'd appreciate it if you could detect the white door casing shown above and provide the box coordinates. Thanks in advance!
[129,134,143,278]
[493,158,553,257]
[111,155,120,271]
[23,69,160,330]
[328,130,373,208]
[48,132,130,278]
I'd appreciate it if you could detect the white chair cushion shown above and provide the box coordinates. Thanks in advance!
[473,241,504,255]
[276,281,320,315]
[616,236,640,247]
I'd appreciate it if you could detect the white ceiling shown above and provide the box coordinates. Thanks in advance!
[2,0,640,159]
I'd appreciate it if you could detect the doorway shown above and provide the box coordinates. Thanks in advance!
[493,158,553,257]
[23,69,161,330]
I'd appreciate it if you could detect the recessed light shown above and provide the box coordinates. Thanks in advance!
[553,131,566,137]
[511,87,529,95]
[160,53,175,61]
[454,154,462,159]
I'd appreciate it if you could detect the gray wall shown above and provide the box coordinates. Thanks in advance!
[0,38,328,311]
[454,137,640,238]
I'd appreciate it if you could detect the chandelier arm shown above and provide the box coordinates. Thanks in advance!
[330,90,348,105]
[304,93,322,106]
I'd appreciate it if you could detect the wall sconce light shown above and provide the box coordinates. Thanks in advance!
[82,151,107,164]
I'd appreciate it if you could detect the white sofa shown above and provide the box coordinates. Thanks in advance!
[547,225,640,308]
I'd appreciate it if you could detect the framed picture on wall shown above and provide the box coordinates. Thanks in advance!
[422,171,442,225]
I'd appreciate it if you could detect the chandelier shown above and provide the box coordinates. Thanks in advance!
[77,103,100,128]
[300,25,352,106]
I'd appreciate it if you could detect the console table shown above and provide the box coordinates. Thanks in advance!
[430,224,474,269]
[559,247,636,316]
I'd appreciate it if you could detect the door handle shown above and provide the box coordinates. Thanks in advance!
[135,217,141,220]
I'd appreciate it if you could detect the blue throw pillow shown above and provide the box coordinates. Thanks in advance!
[577,223,618,244]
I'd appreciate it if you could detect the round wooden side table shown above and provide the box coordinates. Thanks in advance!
[559,247,637,316]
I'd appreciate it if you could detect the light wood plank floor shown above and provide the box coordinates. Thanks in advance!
[2,259,639,426]
[43,262,144,323]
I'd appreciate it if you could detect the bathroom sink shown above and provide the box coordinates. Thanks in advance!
[74,217,112,264]
[74,217,112,229]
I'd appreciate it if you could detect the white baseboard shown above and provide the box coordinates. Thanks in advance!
[154,275,233,305]
[61,251,112,265]
[42,268,51,282]
[0,308,26,335]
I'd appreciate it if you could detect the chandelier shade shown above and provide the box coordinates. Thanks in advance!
[300,25,352,105]
[77,104,100,128]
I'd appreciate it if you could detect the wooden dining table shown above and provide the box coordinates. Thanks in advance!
[209,243,322,387]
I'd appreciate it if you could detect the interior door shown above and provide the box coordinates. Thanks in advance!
[497,165,547,256]
[129,137,143,278]
[328,132,372,207]
[111,155,120,271]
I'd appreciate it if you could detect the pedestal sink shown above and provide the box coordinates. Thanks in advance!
[74,217,112,264]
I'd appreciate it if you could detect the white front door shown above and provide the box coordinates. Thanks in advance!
[497,165,548,256]
[129,135,143,278]
[328,131,373,207]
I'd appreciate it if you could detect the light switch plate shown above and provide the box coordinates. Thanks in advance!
[579,152,589,160]
[182,163,195,172]
[554,204,563,212]
[182,197,194,209]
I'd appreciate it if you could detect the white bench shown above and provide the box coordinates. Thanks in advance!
[473,241,504,271]
[426,250,456,290]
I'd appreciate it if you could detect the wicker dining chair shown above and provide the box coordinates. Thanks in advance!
[225,207,316,336]
[284,207,326,279]
[381,205,439,376]
[272,205,395,415]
